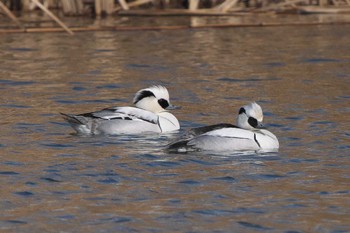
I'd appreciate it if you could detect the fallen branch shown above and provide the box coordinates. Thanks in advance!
[31,0,74,35]
[297,6,350,13]
[113,0,153,13]
[256,0,309,11]
[214,0,240,12]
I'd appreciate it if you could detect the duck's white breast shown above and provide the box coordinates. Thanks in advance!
[255,129,279,150]
[157,112,180,132]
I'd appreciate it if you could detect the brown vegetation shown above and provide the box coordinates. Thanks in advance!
[1,0,350,34]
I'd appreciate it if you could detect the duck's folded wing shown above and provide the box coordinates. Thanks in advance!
[82,106,158,124]
[204,127,255,139]
[187,123,237,138]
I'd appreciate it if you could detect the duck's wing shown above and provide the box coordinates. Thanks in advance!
[168,124,241,153]
[187,123,238,138]
[82,106,159,124]
[178,127,258,152]
[204,127,255,139]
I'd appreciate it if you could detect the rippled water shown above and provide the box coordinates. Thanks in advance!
[0,19,349,232]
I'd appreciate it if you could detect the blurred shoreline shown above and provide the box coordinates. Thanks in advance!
[1,0,350,34]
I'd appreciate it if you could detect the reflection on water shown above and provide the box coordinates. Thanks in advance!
[0,18,349,232]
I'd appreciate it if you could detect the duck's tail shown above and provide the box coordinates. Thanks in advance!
[60,113,92,134]
[166,139,198,153]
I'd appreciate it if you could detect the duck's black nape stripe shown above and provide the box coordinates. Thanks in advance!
[239,107,246,114]
[134,90,155,104]
[254,133,261,148]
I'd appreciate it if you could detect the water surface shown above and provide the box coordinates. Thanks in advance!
[0,19,349,232]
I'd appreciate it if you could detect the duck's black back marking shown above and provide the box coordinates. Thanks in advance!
[254,133,261,148]
[79,112,133,121]
[109,116,132,120]
[239,107,246,114]
[80,112,98,118]
[190,123,238,136]
[79,108,114,119]
[134,90,155,104]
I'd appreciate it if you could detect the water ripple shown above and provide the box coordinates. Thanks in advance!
[0,104,31,108]
[0,79,35,86]
[210,176,236,182]
[238,221,272,230]
[302,58,340,63]
[145,161,181,167]
[99,217,131,223]
[217,76,281,82]
[40,177,62,183]
[40,143,75,148]
[14,191,34,197]
[4,220,28,225]
[178,180,201,185]
[98,177,119,184]
[0,171,19,175]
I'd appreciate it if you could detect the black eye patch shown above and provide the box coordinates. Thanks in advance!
[134,90,155,104]
[248,117,258,128]
[239,107,246,114]
[158,98,169,109]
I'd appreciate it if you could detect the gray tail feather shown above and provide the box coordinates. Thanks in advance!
[60,113,86,125]
[166,139,196,153]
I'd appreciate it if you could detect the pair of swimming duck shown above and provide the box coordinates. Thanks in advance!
[61,85,279,153]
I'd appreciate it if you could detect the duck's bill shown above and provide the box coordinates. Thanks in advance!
[167,104,181,110]
[256,121,266,129]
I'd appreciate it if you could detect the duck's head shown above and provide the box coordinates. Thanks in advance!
[133,85,174,113]
[237,102,264,130]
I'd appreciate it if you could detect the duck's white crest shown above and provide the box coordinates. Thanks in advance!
[133,85,170,113]
[237,102,264,130]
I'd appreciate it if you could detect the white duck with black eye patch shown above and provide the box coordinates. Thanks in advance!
[167,102,279,153]
[61,85,180,135]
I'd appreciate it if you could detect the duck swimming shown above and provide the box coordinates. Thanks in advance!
[167,102,279,153]
[61,85,180,135]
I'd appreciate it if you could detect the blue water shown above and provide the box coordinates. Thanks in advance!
[0,21,349,232]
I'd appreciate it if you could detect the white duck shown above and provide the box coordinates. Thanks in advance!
[167,102,279,153]
[61,85,180,135]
